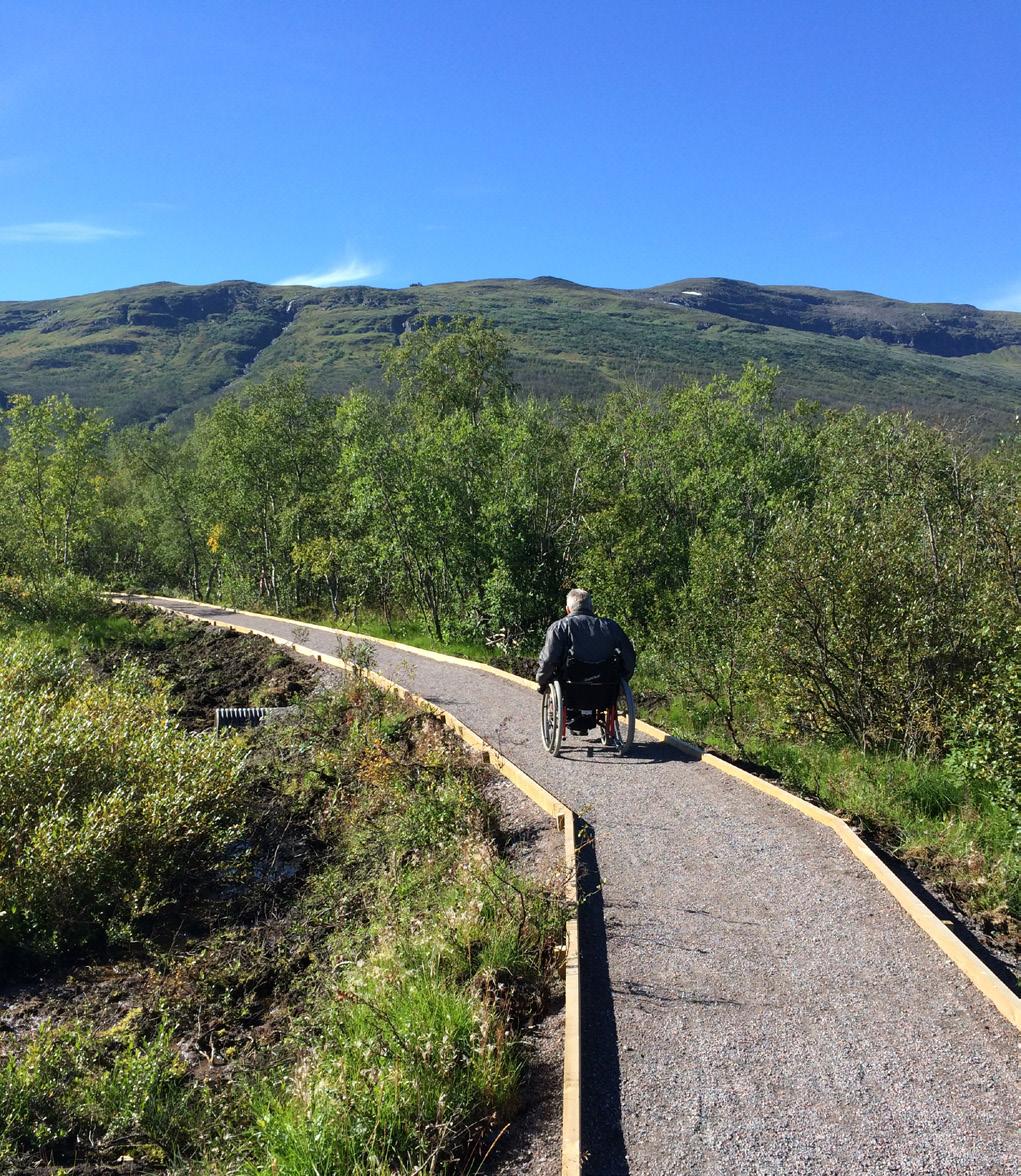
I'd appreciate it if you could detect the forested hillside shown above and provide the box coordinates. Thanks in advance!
[1,275,1019,434]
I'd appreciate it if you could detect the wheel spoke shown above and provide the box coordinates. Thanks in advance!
[540,681,564,756]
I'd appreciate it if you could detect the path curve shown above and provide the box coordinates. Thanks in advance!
[142,599,1021,1175]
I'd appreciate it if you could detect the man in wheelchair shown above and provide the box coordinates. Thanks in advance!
[536,588,636,735]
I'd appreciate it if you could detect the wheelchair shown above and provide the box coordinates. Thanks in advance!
[540,656,635,757]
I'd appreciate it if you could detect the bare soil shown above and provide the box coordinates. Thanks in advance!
[100,604,318,729]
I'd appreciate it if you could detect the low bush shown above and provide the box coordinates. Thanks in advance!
[0,631,247,958]
[0,572,108,628]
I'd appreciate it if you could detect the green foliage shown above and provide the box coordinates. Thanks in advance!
[0,630,247,956]
[947,626,1021,830]
[0,1017,202,1164]
[756,412,987,755]
[0,571,107,628]
[383,313,517,424]
[663,529,761,750]
[0,393,110,577]
[571,381,685,624]
[103,422,211,596]
[6,311,1021,940]
[242,976,516,1176]
[0,608,564,1172]
[335,633,379,671]
[324,322,570,642]
[193,371,336,611]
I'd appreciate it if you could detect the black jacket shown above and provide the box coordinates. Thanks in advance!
[535,608,637,688]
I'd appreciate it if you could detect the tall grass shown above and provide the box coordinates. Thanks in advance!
[206,690,565,1174]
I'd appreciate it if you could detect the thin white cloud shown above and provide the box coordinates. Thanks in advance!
[275,258,381,287]
[0,221,136,244]
[983,280,1021,313]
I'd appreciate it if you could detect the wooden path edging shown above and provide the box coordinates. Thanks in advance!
[128,597,582,1176]
[151,599,1021,1036]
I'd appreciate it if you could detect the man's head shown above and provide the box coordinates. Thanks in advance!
[566,587,594,615]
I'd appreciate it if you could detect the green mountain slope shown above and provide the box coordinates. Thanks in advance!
[1,276,1018,433]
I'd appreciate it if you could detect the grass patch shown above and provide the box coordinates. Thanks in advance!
[0,1016,204,1167]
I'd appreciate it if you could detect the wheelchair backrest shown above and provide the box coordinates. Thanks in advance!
[559,655,623,709]
[561,654,623,685]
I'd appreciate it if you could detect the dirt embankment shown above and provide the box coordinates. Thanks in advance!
[99,603,319,728]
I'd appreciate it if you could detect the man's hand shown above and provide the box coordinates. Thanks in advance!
[539,682,550,696]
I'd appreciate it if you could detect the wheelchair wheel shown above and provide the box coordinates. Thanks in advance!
[541,680,564,757]
[599,680,636,756]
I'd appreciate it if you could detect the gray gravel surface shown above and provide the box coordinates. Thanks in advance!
[143,601,1021,1175]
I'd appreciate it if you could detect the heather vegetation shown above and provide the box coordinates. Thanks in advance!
[2,315,1021,934]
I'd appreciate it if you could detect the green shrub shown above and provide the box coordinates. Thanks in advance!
[0,633,247,956]
[947,628,1021,828]
[0,572,107,627]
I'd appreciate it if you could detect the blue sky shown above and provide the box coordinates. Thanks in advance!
[2,0,1019,307]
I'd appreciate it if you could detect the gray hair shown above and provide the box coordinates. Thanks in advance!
[566,588,593,614]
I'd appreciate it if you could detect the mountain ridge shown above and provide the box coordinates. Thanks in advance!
[635,277,1021,357]
[1,275,1018,434]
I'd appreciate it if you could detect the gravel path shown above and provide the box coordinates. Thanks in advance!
[144,601,1021,1175]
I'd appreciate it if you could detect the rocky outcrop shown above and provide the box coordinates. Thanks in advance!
[644,277,1021,357]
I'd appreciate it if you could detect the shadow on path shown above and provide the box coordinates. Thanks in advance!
[577,824,630,1175]
[554,738,690,769]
